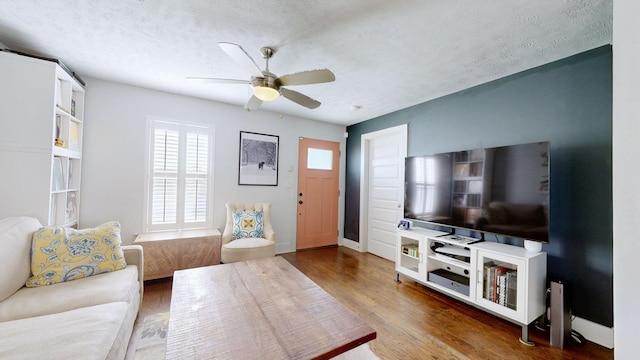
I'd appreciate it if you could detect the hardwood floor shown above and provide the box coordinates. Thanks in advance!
[128,246,613,359]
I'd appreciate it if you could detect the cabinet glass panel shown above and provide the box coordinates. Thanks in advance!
[399,238,420,274]
[482,258,517,310]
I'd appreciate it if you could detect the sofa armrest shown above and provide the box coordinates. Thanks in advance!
[122,245,144,302]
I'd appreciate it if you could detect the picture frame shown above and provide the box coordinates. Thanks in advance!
[238,131,279,186]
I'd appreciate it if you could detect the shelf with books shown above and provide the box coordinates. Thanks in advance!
[395,227,547,345]
[482,260,518,310]
[396,229,432,279]
[0,50,84,227]
[451,149,490,226]
[65,190,79,226]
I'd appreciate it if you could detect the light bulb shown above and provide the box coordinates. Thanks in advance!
[253,86,280,102]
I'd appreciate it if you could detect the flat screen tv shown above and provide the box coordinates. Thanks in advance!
[404,141,549,242]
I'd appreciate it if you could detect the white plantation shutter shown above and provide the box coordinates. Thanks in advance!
[184,133,208,223]
[147,120,213,231]
[152,129,179,224]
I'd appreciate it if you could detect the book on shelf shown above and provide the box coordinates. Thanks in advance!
[493,266,509,304]
[469,162,483,176]
[65,191,78,223]
[498,272,507,306]
[484,262,518,309]
[52,157,64,191]
[454,163,469,177]
[69,122,80,152]
[453,180,467,193]
[67,160,74,189]
[401,243,419,258]
[484,262,497,302]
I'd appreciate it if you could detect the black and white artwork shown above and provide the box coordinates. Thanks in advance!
[238,131,279,186]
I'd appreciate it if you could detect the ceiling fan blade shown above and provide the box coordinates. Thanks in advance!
[278,69,335,86]
[244,95,263,111]
[280,88,321,109]
[218,42,264,78]
[186,77,250,85]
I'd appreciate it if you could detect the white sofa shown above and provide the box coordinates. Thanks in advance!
[0,217,144,360]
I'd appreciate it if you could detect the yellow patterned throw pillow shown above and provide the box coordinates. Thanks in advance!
[26,221,127,287]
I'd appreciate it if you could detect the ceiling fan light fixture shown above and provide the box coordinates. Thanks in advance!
[253,85,280,101]
[251,76,280,102]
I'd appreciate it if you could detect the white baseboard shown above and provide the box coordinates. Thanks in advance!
[573,316,613,349]
[340,237,365,252]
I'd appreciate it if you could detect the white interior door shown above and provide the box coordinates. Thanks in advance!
[360,125,407,261]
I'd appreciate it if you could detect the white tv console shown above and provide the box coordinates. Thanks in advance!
[395,227,547,345]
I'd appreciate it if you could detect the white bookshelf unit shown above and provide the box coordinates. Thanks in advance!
[0,50,84,227]
[396,227,547,345]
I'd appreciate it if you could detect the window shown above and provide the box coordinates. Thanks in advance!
[412,157,436,215]
[307,148,333,170]
[145,119,214,232]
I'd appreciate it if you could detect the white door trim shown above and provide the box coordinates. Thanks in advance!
[359,124,407,253]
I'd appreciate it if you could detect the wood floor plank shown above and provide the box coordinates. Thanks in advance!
[128,246,613,360]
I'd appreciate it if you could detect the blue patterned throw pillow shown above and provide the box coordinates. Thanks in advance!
[232,210,264,240]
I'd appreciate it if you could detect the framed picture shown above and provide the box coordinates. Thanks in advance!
[238,131,279,186]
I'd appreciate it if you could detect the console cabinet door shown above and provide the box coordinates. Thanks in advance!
[396,230,426,280]
[475,250,527,323]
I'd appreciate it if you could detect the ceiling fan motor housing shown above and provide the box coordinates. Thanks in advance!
[251,73,280,91]
[251,73,280,101]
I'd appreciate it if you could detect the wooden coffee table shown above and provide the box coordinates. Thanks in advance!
[165,256,376,360]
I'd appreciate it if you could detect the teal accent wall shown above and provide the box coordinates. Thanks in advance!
[345,46,612,327]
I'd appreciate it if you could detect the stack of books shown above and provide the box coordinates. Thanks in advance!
[483,262,517,310]
[401,243,419,258]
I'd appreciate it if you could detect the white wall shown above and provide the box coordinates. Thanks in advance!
[81,77,346,254]
[613,1,640,357]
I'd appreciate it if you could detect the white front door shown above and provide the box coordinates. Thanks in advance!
[360,125,407,261]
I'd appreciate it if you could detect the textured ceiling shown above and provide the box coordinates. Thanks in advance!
[0,0,611,125]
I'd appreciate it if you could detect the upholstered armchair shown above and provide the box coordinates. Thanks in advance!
[221,202,276,263]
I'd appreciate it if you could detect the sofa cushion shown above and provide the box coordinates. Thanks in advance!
[0,217,42,302]
[26,221,127,287]
[232,210,264,240]
[221,237,276,263]
[0,264,139,322]
[223,237,274,249]
[0,302,128,360]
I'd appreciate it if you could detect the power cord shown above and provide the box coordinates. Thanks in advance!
[571,329,586,345]
[534,288,586,345]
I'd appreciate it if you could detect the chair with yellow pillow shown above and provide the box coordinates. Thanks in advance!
[221,202,276,263]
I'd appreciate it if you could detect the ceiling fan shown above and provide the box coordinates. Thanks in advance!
[188,42,335,111]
